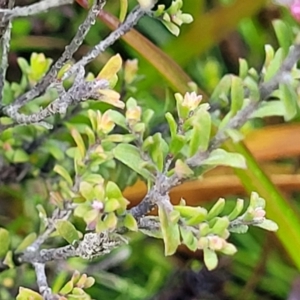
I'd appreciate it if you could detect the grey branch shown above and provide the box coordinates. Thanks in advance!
[0,0,14,106]
[0,0,73,23]
[10,0,106,110]
[61,5,151,81]
[19,232,127,264]
[33,263,58,300]
[4,67,109,127]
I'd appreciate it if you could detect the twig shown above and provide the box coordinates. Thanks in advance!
[61,4,152,81]
[4,67,109,127]
[130,42,300,219]
[33,263,58,300]
[7,0,106,110]
[0,0,14,106]
[0,0,73,22]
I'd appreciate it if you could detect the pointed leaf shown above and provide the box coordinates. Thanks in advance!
[17,287,43,300]
[54,165,73,186]
[158,204,180,255]
[124,214,138,231]
[15,233,37,253]
[180,227,197,251]
[113,143,155,180]
[207,198,225,220]
[56,220,79,244]
[0,228,10,258]
[228,199,244,221]
[280,83,298,121]
[203,149,247,169]
[203,248,218,270]
[230,76,244,114]
[97,54,122,81]
[71,128,86,159]
[254,219,278,231]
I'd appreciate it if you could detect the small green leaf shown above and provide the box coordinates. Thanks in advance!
[228,199,244,221]
[96,220,107,233]
[79,181,95,201]
[148,133,169,172]
[17,287,43,300]
[15,233,37,253]
[203,149,247,169]
[84,276,95,289]
[210,217,230,235]
[254,219,278,231]
[106,181,123,200]
[85,126,96,146]
[124,214,138,231]
[113,143,155,180]
[169,210,180,224]
[66,147,80,159]
[54,165,73,186]
[169,134,186,155]
[12,149,29,163]
[174,206,207,223]
[189,109,211,155]
[207,198,225,220]
[107,110,127,129]
[280,83,298,121]
[251,101,285,118]
[71,128,86,159]
[162,21,180,36]
[104,212,118,229]
[203,248,218,270]
[273,19,292,55]
[88,109,97,131]
[264,48,284,82]
[55,220,79,244]
[0,228,10,258]
[230,76,244,115]
[82,174,104,185]
[180,227,197,252]
[165,112,177,137]
[119,0,128,22]
[238,58,248,79]
[158,204,180,255]
[243,76,260,101]
[249,192,265,209]
[17,58,30,74]
[264,45,275,69]
[104,198,121,213]
[210,75,231,104]
[97,54,122,82]
[59,280,74,295]
[220,243,237,255]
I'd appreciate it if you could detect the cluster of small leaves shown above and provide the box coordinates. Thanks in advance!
[211,19,300,136]
[114,91,247,183]
[186,192,276,270]
[147,191,277,271]
[153,0,193,36]
[1,52,53,108]
[16,271,94,300]
[0,53,63,174]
